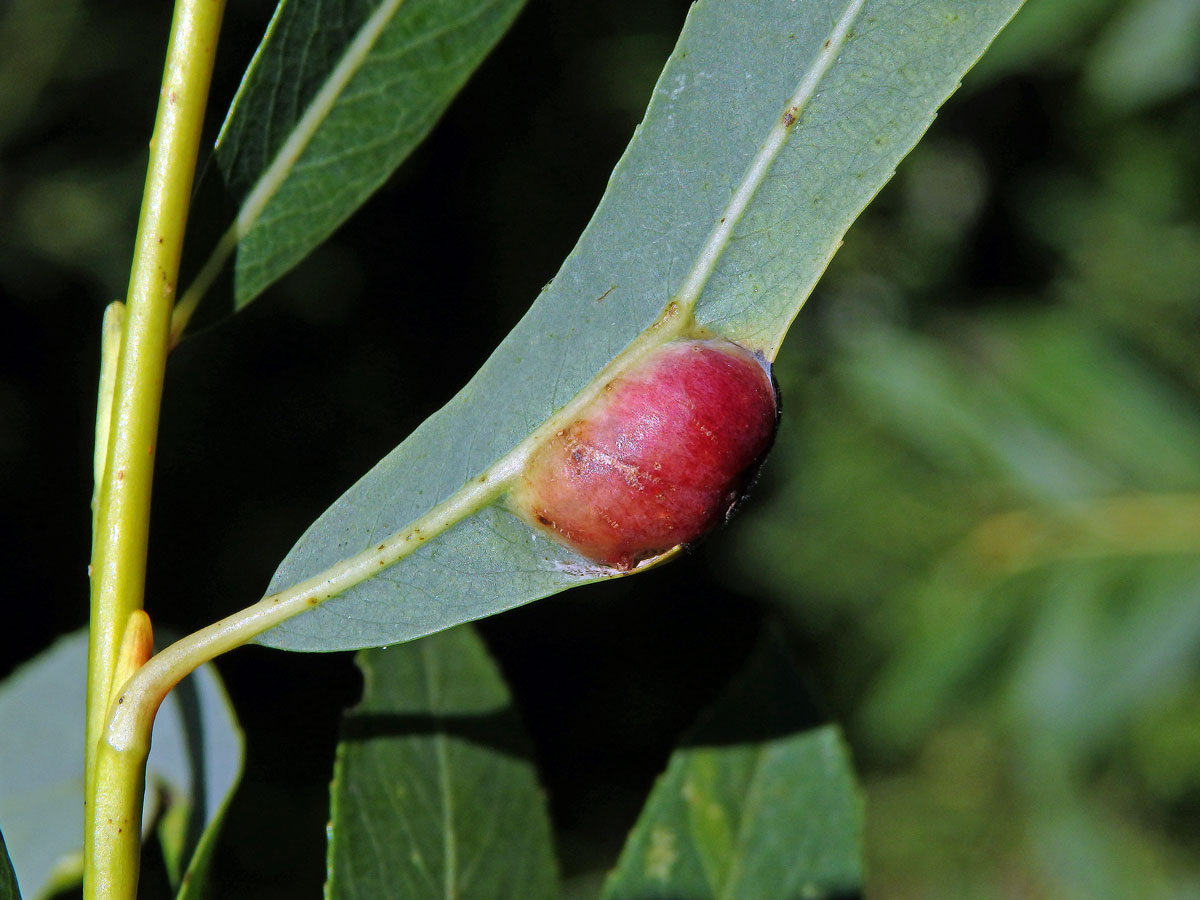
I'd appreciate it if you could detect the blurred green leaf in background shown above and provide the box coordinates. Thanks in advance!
[726,0,1200,896]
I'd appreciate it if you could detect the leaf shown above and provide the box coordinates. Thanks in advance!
[601,628,863,900]
[0,828,20,900]
[326,625,558,900]
[966,0,1119,87]
[1082,0,1200,114]
[172,796,234,900]
[160,663,245,900]
[206,0,527,309]
[1005,558,1200,754]
[0,631,242,900]
[258,0,1026,653]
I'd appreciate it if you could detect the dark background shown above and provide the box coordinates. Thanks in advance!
[2,0,1198,897]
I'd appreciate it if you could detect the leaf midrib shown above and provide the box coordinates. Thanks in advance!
[672,0,869,328]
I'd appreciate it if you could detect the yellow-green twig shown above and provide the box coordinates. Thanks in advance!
[84,0,225,895]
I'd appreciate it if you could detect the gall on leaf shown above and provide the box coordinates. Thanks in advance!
[509,339,779,570]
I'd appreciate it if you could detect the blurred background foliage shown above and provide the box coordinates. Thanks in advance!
[726,0,1200,896]
[1,0,1197,897]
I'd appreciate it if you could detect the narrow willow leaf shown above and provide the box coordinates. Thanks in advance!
[326,626,558,900]
[163,667,245,900]
[601,629,863,900]
[206,0,526,309]
[259,0,1026,652]
[172,793,237,900]
[0,828,19,900]
[0,631,242,900]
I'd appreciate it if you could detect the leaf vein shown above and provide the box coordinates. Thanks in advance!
[673,0,869,318]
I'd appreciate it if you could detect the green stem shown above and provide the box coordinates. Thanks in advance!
[84,0,225,895]
[88,741,152,900]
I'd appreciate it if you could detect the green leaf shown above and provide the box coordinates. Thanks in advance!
[326,625,558,900]
[0,827,20,900]
[1083,0,1200,114]
[162,663,245,900]
[1005,558,1200,754]
[831,312,1200,501]
[0,631,242,900]
[601,628,863,900]
[171,795,235,900]
[258,0,1026,653]
[966,0,1119,87]
[212,0,528,308]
